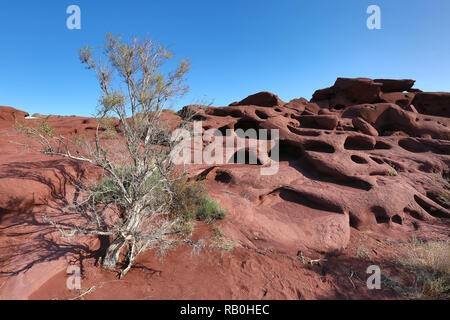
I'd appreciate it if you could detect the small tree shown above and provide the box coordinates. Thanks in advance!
[21,33,198,278]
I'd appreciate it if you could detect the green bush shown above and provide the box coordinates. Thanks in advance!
[15,116,54,137]
[169,178,205,221]
[168,179,226,222]
[95,170,227,223]
[93,165,163,209]
[196,196,227,221]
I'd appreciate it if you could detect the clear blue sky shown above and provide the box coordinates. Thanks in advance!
[1,0,449,116]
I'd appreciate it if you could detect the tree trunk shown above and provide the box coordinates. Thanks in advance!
[102,236,127,269]
[103,206,142,269]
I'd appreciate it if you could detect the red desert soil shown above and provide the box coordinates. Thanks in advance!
[0,77,449,300]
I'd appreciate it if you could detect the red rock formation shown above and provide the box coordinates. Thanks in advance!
[373,79,415,93]
[0,77,448,300]
[412,92,450,117]
[232,91,285,108]
[311,78,383,108]
[0,106,28,127]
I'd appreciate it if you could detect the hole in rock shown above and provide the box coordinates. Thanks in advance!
[385,160,402,172]
[215,171,233,183]
[351,155,368,164]
[398,139,426,153]
[228,149,262,165]
[370,156,384,164]
[403,208,424,221]
[229,110,243,118]
[271,188,342,213]
[211,109,242,118]
[297,117,322,129]
[378,124,406,136]
[214,126,232,136]
[287,126,321,136]
[374,141,392,150]
[391,215,402,224]
[371,206,390,224]
[269,140,303,162]
[234,120,271,140]
[426,191,450,209]
[192,115,207,121]
[333,105,346,110]
[303,140,335,153]
[255,110,269,120]
[414,195,448,218]
[344,136,374,150]
[0,207,11,222]
[293,157,372,191]
[349,213,362,229]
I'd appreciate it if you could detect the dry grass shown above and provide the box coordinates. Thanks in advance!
[210,226,239,252]
[397,238,450,299]
[356,246,372,260]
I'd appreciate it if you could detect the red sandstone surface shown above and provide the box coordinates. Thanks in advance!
[0,77,448,300]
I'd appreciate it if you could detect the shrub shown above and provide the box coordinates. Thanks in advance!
[196,196,227,221]
[85,117,119,140]
[93,164,167,210]
[21,33,194,278]
[15,116,54,137]
[93,166,133,207]
[169,179,227,222]
[169,178,206,221]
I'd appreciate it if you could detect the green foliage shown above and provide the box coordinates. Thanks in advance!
[39,118,55,137]
[169,179,206,221]
[95,170,227,223]
[196,196,227,221]
[93,166,132,207]
[93,165,163,209]
[15,116,54,137]
[169,179,227,222]
[99,118,118,139]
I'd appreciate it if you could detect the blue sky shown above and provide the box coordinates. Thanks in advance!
[0,0,449,116]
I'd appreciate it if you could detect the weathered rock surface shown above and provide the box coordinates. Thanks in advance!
[374,79,415,93]
[0,77,448,300]
[352,117,379,136]
[412,92,450,117]
[311,77,383,108]
[0,106,28,124]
